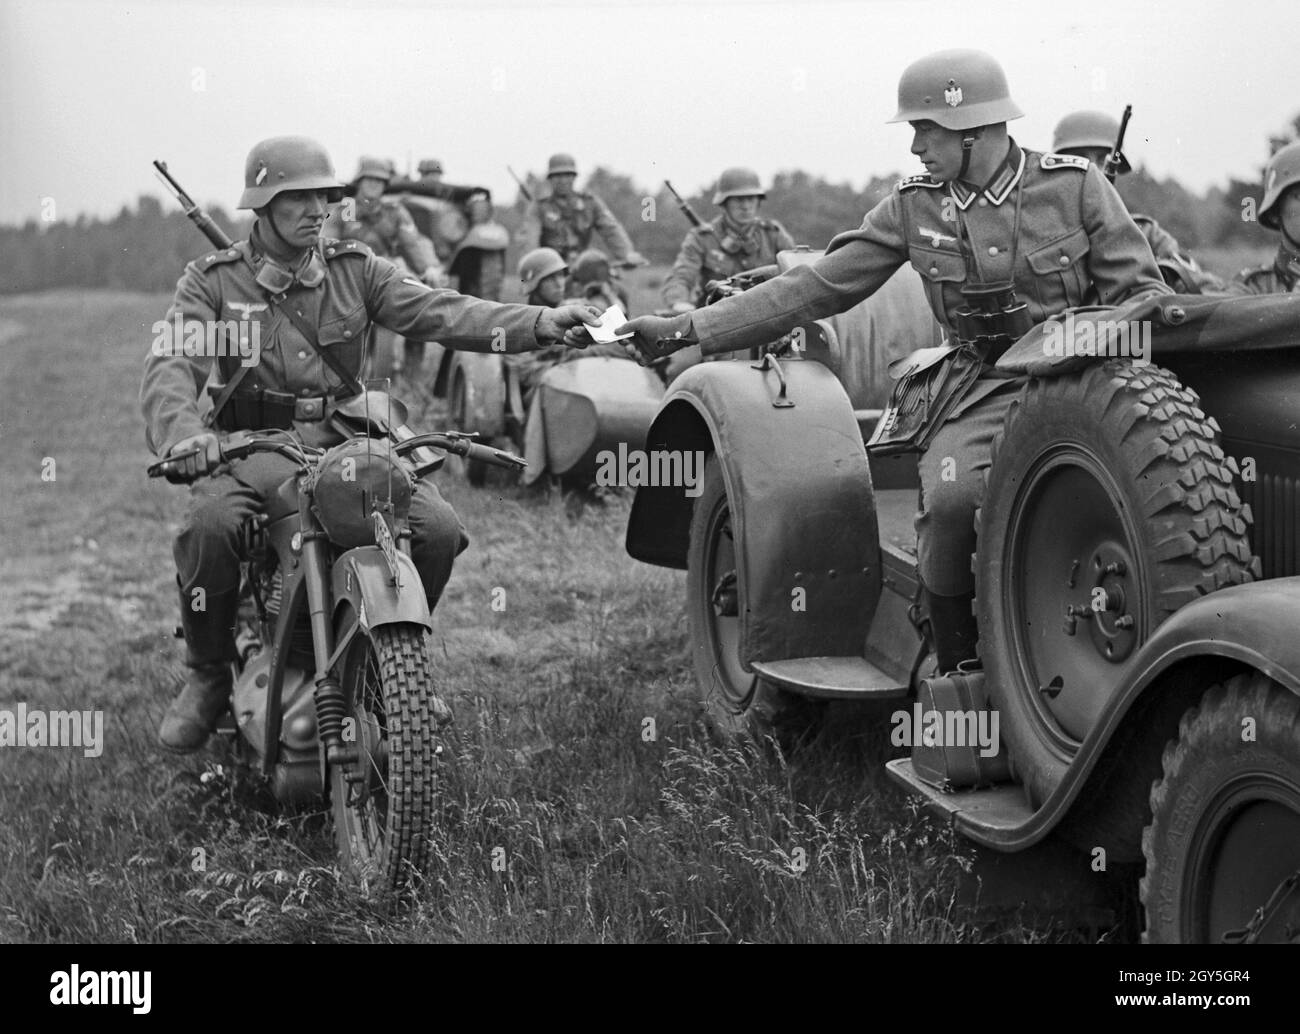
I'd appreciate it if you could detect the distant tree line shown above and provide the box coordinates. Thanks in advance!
[2,143,1290,295]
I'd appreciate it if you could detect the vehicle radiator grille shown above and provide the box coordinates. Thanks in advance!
[1239,473,1299,579]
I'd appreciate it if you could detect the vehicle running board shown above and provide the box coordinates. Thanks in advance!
[885,758,1032,833]
[750,656,908,700]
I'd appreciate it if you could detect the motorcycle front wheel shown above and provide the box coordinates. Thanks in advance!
[331,622,442,896]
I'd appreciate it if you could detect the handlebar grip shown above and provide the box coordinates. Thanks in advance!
[464,440,526,470]
[146,447,203,483]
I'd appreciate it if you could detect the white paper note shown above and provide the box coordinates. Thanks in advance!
[586,304,634,343]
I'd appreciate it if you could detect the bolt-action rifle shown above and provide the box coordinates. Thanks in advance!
[665,180,704,229]
[507,166,534,204]
[1103,104,1133,184]
[152,160,233,250]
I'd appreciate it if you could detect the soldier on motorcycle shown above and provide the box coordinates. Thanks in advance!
[594,50,1170,673]
[1229,141,1300,294]
[143,136,600,752]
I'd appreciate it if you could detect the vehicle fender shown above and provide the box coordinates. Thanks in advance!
[331,546,432,632]
[447,350,507,437]
[626,358,882,666]
[972,579,1300,851]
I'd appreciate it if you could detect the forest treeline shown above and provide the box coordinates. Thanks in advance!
[0,162,1278,295]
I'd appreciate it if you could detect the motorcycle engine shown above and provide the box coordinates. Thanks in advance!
[232,649,318,756]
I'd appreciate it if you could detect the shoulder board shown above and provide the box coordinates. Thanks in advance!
[1131,212,1155,227]
[196,248,243,271]
[897,173,942,191]
[1239,265,1271,281]
[696,222,717,234]
[1040,152,1090,172]
[321,238,374,260]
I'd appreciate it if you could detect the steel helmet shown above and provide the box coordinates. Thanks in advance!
[238,136,346,210]
[887,49,1024,131]
[547,153,579,177]
[518,247,568,291]
[1053,110,1119,153]
[712,167,765,205]
[417,158,443,176]
[351,155,395,186]
[1259,141,1300,230]
[570,248,611,285]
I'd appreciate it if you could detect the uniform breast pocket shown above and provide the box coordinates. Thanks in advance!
[910,246,966,321]
[316,305,368,386]
[1026,227,1091,309]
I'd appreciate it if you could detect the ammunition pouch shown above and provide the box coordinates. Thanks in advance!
[208,384,299,432]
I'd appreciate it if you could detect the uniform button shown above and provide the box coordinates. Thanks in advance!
[297,350,308,359]
[300,388,312,396]
[929,266,939,276]
[978,198,989,207]
[988,246,999,256]
[227,250,237,257]
[343,329,353,339]
[1059,255,1070,266]
[327,248,335,256]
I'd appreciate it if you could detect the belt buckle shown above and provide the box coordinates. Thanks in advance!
[295,396,323,421]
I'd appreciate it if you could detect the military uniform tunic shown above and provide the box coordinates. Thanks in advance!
[1228,240,1300,295]
[530,190,635,264]
[142,231,550,641]
[692,144,1169,595]
[661,214,796,309]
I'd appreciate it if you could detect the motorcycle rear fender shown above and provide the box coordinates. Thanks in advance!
[447,351,507,437]
[331,546,431,632]
[962,579,1300,852]
[626,358,882,666]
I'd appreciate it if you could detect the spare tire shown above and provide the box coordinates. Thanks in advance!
[974,361,1259,809]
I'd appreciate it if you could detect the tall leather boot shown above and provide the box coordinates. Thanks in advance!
[159,583,240,754]
[920,585,980,675]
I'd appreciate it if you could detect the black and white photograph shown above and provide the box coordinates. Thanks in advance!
[0,0,1296,989]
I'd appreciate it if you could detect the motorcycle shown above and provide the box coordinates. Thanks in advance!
[148,397,524,896]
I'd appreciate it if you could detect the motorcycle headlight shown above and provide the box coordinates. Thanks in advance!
[310,438,413,549]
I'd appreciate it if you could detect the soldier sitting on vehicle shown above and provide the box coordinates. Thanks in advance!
[661,167,796,314]
[567,248,632,314]
[142,136,599,753]
[506,248,626,409]
[596,50,1170,674]
[1052,111,1225,293]
[1229,141,1300,295]
[528,153,647,267]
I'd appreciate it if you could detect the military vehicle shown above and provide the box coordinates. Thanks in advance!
[624,247,1300,943]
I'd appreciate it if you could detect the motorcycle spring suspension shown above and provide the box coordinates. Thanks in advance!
[314,675,348,749]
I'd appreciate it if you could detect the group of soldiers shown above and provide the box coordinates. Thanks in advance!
[143,46,1300,753]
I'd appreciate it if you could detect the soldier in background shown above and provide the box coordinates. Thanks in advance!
[661,167,795,313]
[417,158,443,187]
[529,153,646,266]
[328,156,447,379]
[1052,111,1224,292]
[507,248,626,407]
[1229,141,1300,294]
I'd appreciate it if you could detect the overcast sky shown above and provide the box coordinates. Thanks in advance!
[1,0,1297,226]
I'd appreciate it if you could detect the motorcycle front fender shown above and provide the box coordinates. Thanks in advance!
[331,546,432,632]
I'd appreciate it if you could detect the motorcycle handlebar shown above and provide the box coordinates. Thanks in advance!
[394,432,527,471]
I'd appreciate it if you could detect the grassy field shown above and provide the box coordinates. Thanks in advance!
[0,289,1130,944]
